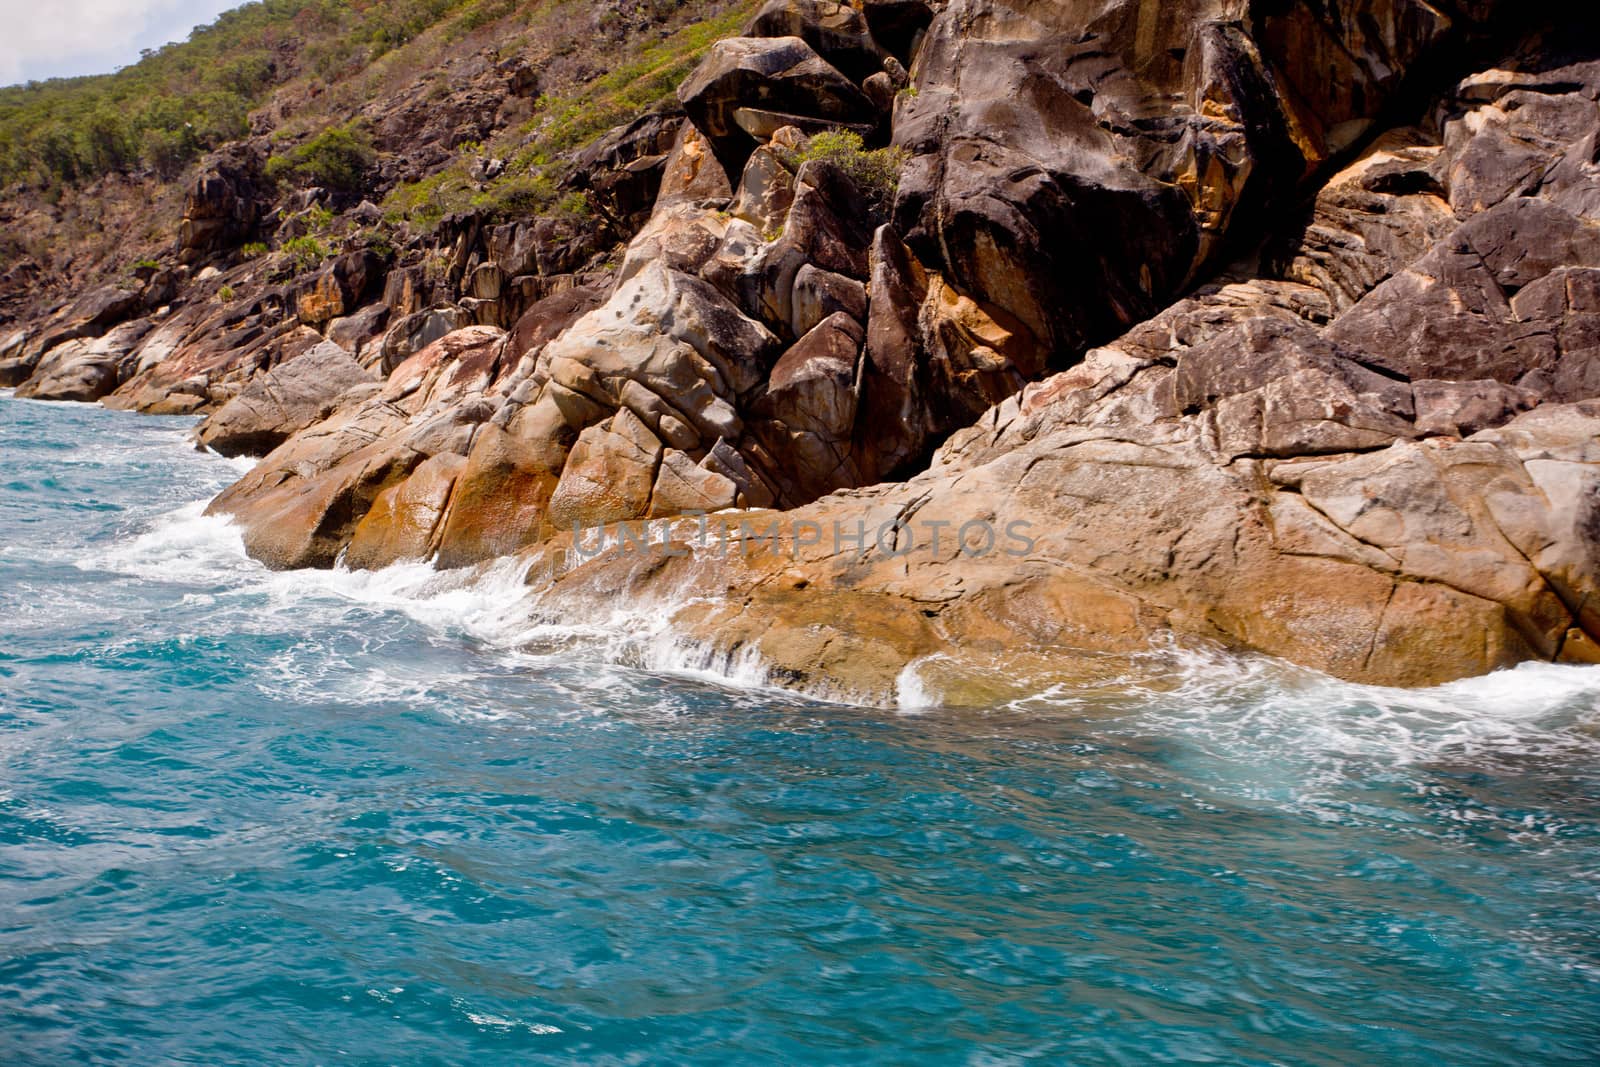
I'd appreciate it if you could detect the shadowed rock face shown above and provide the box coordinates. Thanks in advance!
[17,0,1600,700]
[504,10,1600,703]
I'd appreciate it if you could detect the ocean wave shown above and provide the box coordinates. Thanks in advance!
[90,495,1600,765]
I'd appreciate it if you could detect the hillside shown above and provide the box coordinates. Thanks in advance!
[0,0,750,323]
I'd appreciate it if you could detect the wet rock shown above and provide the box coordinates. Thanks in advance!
[208,328,508,569]
[344,453,468,570]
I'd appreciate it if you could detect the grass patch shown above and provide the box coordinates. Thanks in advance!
[281,235,330,274]
[265,125,376,194]
[382,0,758,229]
[778,129,907,219]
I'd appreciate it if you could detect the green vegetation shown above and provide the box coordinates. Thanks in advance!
[217,283,237,301]
[778,129,907,218]
[382,0,758,229]
[281,234,329,273]
[0,0,481,190]
[265,125,376,194]
[239,241,270,258]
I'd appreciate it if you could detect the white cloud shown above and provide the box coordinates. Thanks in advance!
[0,0,244,86]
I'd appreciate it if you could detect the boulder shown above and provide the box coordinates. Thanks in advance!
[751,311,865,503]
[380,306,470,374]
[326,303,391,365]
[745,0,888,83]
[678,36,876,176]
[886,0,1524,368]
[13,320,153,402]
[729,145,797,234]
[546,408,664,530]
[196,341,378,457]
[344,453,468,570]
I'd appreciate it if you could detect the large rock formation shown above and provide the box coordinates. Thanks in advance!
[503,8,1600,702]
[11,0,1600,703]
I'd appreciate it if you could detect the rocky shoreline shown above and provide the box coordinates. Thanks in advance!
[5,0,1600,704]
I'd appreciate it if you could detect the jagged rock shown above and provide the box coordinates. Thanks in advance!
[745,0,888,83]
[126,2,1595,705]
[196,340,378,457]
[566,108,686,231]
[857,224,933,476]
[24,285,143,363]
[1413,379,1542,437]
[618,202,731,285]
[751,310,864,502]
[326,303,391,365]
[729,145,796,233]
[382,268,425,319]
[105,297,323,416]
[678,35,876,175]
[431,391,578,569]
[179,143,269,260]
[295,251,383,326]
[1278,131,1458,313]
[888,0,1526,368]
[1327,198,1600,385]
[654,123,734,206]
[540,261,778,441]
[0,330,29,386]
[208,328,507,569]
[432,287,611,567]
[650,448,741,516]
[709,158,877,338]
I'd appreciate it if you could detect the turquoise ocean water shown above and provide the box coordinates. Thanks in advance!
[2,390,1599,1064]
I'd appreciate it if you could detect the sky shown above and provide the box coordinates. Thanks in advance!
[0,0,245,87]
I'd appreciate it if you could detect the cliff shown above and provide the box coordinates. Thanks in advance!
[6,0,1600,704]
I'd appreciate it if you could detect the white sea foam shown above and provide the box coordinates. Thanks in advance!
[91,498,797,704]
[1055,640,1600,772]
[97,496,1600,753]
